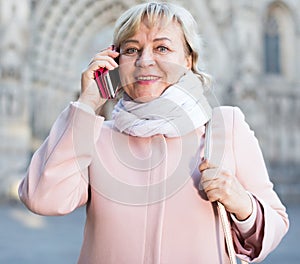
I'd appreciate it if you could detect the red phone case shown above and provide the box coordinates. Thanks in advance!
[94,67,120,99]
[94,47,120,99]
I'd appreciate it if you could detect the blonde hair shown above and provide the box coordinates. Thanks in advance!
[113,2,211,87]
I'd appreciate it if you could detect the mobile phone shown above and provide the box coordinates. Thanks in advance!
[94,47,121,99]
[94,67,120,99]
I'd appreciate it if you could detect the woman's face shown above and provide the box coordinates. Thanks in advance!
[119,20,192,102]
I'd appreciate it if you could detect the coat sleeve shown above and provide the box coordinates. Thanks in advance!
[229,107,289,263]
[18,102,104,216]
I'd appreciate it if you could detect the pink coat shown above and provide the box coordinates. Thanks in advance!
[19,103,289,263]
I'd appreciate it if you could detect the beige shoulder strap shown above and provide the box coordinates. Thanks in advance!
[204,108,248,264]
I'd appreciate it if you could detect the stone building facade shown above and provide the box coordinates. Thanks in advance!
[0,0,299,204]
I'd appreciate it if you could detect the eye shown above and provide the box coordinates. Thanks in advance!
[156,46,169,53]
[123,47,139,55]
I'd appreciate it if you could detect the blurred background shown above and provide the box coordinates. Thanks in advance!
[0,0,299,263]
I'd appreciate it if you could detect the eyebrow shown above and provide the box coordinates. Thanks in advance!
[123,37,172,44]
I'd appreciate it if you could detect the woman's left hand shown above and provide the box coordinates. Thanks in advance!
[199,159,253,221]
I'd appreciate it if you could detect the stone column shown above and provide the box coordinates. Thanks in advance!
[231,3,265,139]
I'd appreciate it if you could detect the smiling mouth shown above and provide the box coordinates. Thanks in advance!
[136,76,159,81]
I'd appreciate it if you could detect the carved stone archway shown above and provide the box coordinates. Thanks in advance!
[29,0,140,142]
[31,0,137,89]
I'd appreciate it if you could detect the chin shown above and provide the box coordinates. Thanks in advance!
[133,94,160,103]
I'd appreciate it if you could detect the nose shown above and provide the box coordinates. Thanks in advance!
[135,48,155,67]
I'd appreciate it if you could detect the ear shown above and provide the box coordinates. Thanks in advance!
[186,54,192,69]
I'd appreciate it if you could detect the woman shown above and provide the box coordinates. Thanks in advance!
[19,2,289,263]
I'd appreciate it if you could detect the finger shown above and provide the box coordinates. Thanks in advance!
[205,190,221,203]
[199,159,209,172]
[200,168,228,193]
[199,168,218,192]
[199,159,217,172]
[93,50,120,61]
[88,57,119,70]
[201,167,219,180]
[88,49,119,66]
[202,177,232,203]
[87,60,117,74]
[101,45,116,52]
[201,178,218,192]
[201,167,234,184]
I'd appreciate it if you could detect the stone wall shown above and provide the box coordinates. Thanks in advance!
[0,0,299,204]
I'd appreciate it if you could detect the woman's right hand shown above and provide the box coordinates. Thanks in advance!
[78,46,119,112]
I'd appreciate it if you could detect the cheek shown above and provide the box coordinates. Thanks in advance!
[119,63,135,88]
[159,62,188,85]
[121,82,135,99]
[119,56,134,73]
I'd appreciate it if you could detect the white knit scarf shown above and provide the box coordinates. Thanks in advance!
[111,70,212,137]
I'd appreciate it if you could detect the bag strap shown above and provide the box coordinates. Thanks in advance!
[204,111,248,264]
